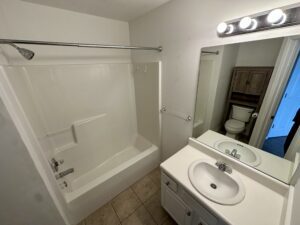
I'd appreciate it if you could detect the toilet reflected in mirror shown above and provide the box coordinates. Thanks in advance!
[225,105,254,139]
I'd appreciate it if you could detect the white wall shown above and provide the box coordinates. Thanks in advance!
[235,38,283,66]
[0,0,131,65]
[133,62,161,147]
[129,0,300,159]
[0,98,65,225]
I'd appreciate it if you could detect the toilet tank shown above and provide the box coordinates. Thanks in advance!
[232,105,254,122]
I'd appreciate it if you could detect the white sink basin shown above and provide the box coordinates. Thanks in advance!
[214,140,261,167]
[188,159,245,205]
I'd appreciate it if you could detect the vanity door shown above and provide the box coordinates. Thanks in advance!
[161,173,193,225]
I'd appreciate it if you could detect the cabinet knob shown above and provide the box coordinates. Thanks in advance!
[198,223,203,225]
[186,211,191,216]
[165,181,170,186]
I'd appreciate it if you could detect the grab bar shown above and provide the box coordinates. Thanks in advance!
[160,106,192,122]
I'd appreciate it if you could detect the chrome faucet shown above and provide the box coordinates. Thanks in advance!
[215,161,232,174]
[230,149,241,159]
[225,149,241,159]
[55,168,74,179]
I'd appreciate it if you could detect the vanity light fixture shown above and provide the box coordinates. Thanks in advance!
[239,17,258,30]
[267,9,287,25]
[217,4,300,37]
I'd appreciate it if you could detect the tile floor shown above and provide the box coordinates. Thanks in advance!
[78,168,177,225]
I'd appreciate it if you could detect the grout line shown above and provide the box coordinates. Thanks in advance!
[110,202,122,224]
[142,190,160,225]
[119,203,142,223]
[111,187,142,223]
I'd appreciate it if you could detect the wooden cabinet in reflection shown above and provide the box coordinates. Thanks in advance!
[224,67,273,141]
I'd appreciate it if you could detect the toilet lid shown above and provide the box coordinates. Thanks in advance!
[225,119,245,129]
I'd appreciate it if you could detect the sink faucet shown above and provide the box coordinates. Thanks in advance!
[225,149,241,159]
[230,149,241,159]
[55,168,74,179]
[215,161,232,174]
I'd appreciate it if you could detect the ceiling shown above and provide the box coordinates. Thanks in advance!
[21,0,172,21]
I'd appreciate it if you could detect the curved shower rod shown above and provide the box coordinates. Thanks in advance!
[0,38,162,60]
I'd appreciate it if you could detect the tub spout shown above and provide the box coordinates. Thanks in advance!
[55,168,74,179]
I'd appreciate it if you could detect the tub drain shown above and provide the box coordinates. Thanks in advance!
[210,183,217,189]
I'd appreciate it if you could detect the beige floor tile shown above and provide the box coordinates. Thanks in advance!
[132,175,159,202]
[144,191,169,225]
[121,205,156,225]
[112,188,142,221]
[148,167,161,187]
[85,203,120,225]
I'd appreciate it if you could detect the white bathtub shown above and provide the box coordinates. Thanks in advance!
[59,135,160,224]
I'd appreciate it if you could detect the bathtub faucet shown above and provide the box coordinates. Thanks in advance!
[55,168,74,179]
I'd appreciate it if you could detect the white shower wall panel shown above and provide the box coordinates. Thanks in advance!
[5,64,138,175]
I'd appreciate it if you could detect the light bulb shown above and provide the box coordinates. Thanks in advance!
[239,17,257,30]
[217,22,235,34]
[217,22,228,34]
[267,9,287,25]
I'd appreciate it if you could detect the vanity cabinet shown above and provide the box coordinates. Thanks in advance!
[161,173,227,225]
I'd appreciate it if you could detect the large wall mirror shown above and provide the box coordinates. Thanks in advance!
[192,36,300,184]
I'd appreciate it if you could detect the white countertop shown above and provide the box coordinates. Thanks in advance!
[161,140,289,225]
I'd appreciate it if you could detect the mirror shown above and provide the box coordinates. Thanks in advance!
[193,37,300,183]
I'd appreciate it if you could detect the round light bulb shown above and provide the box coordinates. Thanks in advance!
[217,22,228,34]
[239,17,257,30]
[239,17,252,29]
[267,9,286,25]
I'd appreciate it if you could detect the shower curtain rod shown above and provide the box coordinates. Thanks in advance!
[0,39,162,52]
[201,50,219,55]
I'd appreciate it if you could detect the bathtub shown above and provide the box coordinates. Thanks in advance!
[58,135,160,224]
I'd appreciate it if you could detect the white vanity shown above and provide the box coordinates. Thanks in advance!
[161,137,292,225]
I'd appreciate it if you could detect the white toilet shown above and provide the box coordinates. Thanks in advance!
[225,105,254,139]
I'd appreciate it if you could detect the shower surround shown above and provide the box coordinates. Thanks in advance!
[3,62,161,223]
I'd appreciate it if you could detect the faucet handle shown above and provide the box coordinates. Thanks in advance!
[215,161,232,174]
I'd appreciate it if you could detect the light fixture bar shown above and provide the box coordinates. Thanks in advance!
[217,4,300,37]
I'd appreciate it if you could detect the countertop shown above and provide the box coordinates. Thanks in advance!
[161,139,290,225]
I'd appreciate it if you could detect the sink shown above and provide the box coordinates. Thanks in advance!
[188,159,245,205]
[214,140,261,167]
